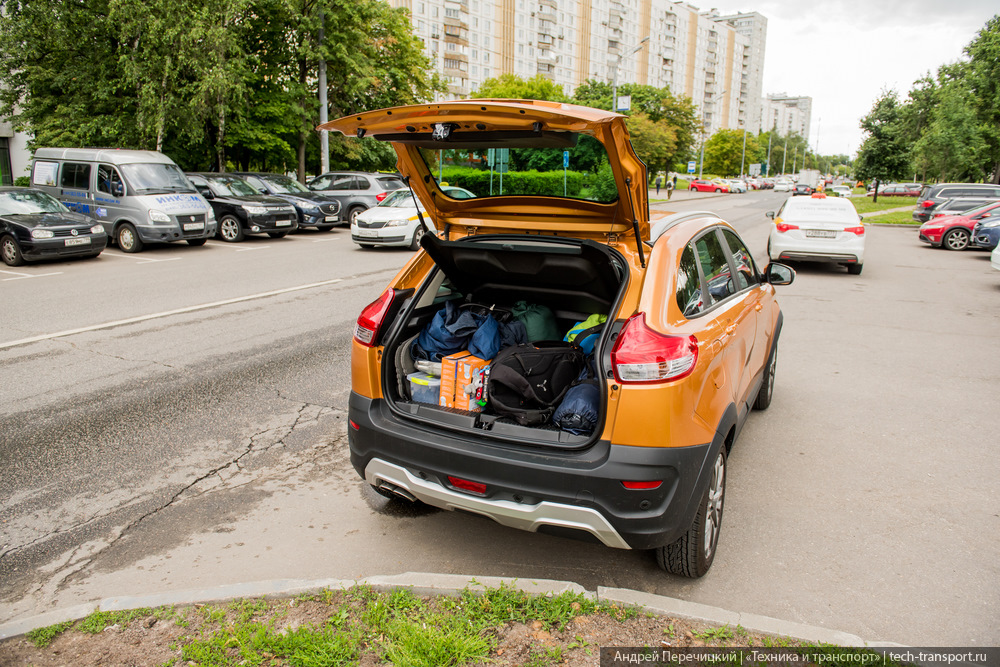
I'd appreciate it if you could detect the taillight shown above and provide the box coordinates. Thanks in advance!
[775,222,799,233]
[844,226,865,236]
[921,200,935,208]
[354,288,395,347]
[611,313,698,384]
[376,192,389,202]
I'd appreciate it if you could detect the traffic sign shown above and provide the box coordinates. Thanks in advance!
[687,161,696,174]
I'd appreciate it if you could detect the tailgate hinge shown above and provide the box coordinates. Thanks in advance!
[465,226,478,236]
[606,233,618,245]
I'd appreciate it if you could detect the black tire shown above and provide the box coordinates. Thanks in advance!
[116,223,143,253]
[218,215,244,242]
[267,231,288,239]
[348,206,366,226]
[942,228,970,251]
[187,238,207,246]
[847,263,863,275]
[1,234,26,266]
[409,226,425,251]
[715,188,722,193]
[754,340,778,410]
[656,447,726,578]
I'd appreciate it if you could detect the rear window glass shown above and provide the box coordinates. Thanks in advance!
[781,199,858,223]
[378,177,405,190]
[417,132,617,203]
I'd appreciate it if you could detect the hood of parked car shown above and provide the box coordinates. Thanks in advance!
[319,99,649,241]
[1,211,94,228]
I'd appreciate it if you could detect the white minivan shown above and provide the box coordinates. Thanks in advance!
[31,148,216,252]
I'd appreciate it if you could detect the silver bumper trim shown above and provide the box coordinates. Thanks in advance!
[364,458,632,550]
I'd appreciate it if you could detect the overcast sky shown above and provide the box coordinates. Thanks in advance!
[705,0,998,157]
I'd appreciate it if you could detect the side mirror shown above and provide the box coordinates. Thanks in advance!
[765,262,795,286]
[198,187,214,200]
[765,211,775,219]
[111,182,125,198]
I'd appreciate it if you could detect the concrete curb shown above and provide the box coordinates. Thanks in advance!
[0,572,901,648]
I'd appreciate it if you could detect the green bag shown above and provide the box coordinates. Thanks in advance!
[512,300,560,342]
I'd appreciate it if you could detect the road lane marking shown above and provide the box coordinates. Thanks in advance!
[100,251,182,264]
[2,270,64,281]
[0,278,344,350]
[235,246,270,252]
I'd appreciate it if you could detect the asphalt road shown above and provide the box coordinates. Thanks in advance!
[1,194,998,646]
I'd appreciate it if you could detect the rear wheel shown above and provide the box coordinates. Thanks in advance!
[348,206,365,226]
[1,234,25,266]
[657,448,726,578]
[715,188,722,193]
[754,341,777,410]
[942,228,970,251]
[116,223,143,253]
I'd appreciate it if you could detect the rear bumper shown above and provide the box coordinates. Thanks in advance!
[769,232,864,265]
[347,392,719,550]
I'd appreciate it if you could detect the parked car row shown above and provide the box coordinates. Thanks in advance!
[11,146,408,264]
[918,200,1000,251]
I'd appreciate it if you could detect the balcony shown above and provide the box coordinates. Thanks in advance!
[537,49,557,65]
[539,0,557,9]
[537,62,555,79]
[537,32,554,46]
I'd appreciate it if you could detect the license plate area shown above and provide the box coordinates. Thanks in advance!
[64,237,92,246]
[805,229,838,239]
[183,222,204,231]
[276,219,292,227]
[357,229,378,238]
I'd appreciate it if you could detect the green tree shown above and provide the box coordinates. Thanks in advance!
[471,73,568,102]
[854,91,911,200]
[911,67,987,182]
[963,15,1000,183]
[703,129,761,176]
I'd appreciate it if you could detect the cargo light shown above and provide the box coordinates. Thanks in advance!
[447,476,487,496]
[622,480,663,490]
[611,313,698,384]
[354,288,395,347]
[775,222,799,233]
[921,200,935,208]
[844,226,865,236]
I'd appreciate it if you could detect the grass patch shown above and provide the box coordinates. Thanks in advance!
[25,620,74,648]
[865,210,920,225]
[77,607,154,634]
[852,196,918,214]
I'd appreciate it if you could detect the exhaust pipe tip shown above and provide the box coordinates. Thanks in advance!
[377,480,418,503]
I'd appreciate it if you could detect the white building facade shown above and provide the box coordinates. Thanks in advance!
[761,92,812,138]
[389,0,766,135]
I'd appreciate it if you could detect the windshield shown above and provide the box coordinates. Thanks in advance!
[205,175,259,197]
[417,132,617,203]
[0,190,68,215]
[263,175,310,194]
[120,163,196,194]
[960,202,1000,216]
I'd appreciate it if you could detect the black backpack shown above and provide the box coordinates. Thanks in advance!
[487,342,588,426]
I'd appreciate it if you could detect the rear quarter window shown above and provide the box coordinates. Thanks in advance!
[32,161,59,186]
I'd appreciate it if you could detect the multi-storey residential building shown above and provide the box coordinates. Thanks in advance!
[709,9,766,136]
[390,0,765,136]
[761,92,813,139]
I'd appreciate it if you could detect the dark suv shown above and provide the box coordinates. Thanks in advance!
[234,172,342,230]
[186,173,298,242]
[914,183,1000,222]
[306,171,405,225]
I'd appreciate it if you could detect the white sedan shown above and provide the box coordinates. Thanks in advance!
[766,193,866,275]
[774,180,792,192]
[351,186,475,249]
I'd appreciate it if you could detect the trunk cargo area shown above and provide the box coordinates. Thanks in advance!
[380,234,628,448]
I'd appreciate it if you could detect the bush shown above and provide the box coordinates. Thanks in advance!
[442,166,587,198]
[14,176,29,187]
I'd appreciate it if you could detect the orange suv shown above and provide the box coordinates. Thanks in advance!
[323,100,794,577]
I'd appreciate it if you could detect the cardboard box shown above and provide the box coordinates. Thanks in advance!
[440,351,490,412]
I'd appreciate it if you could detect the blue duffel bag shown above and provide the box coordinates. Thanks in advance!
[552,361,601,436]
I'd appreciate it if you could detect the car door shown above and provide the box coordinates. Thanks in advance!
[718,228,767,411]
[94,163,127,234]
[59,161,93,217]
[691,228,756,418]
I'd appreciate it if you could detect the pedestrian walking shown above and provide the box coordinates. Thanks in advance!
[672,174,678,189]
[654,174,662,195]
[666,176,674,200]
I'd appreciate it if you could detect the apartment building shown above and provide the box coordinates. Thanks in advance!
[761,92,813,139]
[389,0,765,135]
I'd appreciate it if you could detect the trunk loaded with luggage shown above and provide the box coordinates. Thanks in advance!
[376,233,627,447]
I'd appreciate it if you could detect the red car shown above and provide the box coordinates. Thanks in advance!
[918,201,1000,251]
[689,179,730,193]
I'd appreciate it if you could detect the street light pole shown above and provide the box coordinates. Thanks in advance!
[739,129,748,178]
[699,88,726,180]
[611,36,649,113]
